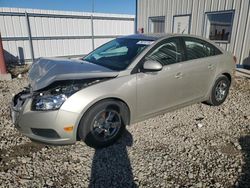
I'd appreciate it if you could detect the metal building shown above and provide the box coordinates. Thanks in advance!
[136,0,250,66]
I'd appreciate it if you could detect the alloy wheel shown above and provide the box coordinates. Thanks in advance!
[215,80,228,101]
[91,109,122,142]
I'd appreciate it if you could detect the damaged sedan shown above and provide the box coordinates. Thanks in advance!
[11,34,235,148]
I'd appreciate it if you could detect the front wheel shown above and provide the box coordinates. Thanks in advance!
[78,100,129,148]
[206,75,231,106]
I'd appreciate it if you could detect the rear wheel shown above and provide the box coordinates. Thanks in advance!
[78,100,129,148]
[206,75,230,106]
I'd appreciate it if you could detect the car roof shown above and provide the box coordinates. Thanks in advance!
[120,33,211,41]
[120,34,224,51]
[120,33,170,41]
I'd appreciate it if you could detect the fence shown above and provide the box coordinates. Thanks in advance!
[0,8,135,63]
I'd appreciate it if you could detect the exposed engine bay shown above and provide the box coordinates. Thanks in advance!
[13,78,108,112]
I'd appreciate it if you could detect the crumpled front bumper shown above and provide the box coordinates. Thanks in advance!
[10,88,80,145]
[11,88,30,126]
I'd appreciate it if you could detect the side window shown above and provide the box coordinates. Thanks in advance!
[205,11,234,43]
[149,16,165,33]
[145,38,184,66]
[184,38,222,60]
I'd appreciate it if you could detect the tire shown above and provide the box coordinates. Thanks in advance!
[78,99,129,148]
[206,75,231,106]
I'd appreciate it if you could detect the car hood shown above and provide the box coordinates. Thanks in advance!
[29,58,119,91]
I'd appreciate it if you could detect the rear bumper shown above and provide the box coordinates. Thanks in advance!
[11,90,81,145]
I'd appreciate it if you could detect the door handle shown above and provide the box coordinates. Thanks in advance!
[208,64,214,70]
[175,72,183,79]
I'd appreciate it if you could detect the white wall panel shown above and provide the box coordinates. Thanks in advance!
[233,0,249,63]
[19,16,28,37]
[5,16,15,37]
[93,20,134,36]
[2,41,10,57]
[241,5,250,64]
[0,8,135,63]
[0,16,7,36]
[32,40,40,58]
[94,38,114,48]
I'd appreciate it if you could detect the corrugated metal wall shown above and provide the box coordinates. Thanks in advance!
[0,8,135,63]
[137,0,250,65]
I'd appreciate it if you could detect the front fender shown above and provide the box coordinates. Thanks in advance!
[60,75,137,124]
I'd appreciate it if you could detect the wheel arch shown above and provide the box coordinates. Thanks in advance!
[204,71,232,102]
[222,72,232,83]
[76,97,131,141]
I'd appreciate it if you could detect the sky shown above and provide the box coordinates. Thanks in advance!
[0,0,136,15]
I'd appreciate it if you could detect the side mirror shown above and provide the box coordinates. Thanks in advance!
[143,60,163,72]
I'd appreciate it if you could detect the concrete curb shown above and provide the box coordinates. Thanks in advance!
[0,73,12,81]
[236,68,250,79]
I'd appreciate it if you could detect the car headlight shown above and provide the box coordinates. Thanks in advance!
[31,79,104,111]
[31,84,80,111]
[33,94,67,111]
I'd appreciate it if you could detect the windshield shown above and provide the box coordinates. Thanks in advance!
[84,38,154,71]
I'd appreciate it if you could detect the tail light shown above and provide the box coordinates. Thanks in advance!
[233,56,237,64]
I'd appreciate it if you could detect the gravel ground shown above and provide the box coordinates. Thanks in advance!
[0,75,249,188]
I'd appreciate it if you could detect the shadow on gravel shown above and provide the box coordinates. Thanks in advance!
[88,130,137,188]
[238,135,250,187]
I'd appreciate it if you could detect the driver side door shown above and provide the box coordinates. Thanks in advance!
[136,37,187,120]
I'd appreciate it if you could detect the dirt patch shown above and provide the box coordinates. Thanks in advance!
[219,143,239,156]
[0,142,45,172]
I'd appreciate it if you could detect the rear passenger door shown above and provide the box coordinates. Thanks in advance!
[181,37,222,101]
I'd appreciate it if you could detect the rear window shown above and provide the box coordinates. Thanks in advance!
[184,37,222,60]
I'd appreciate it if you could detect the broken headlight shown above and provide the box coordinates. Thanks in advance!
[32,94,67,111]
[31,79,102,111]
